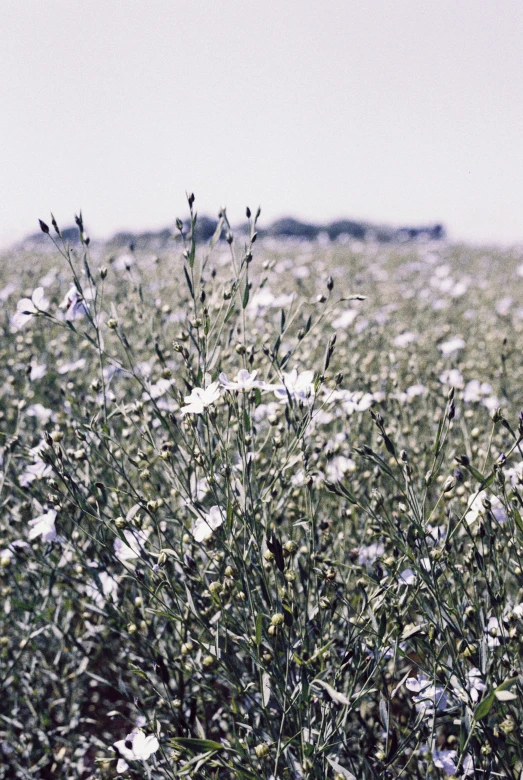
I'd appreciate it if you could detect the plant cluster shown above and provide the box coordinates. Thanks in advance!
[1,199,523,778]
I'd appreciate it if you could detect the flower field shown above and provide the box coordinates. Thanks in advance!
[1,202,523,778]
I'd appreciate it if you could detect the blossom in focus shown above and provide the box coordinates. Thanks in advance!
[180,381,221,414]
[60,286,89,321]
[28,509,58,542]
[114,729,159,773]
[114,529,150,562]
[192,505,224,543]
[219,369,261,391]
[12,287,49,330]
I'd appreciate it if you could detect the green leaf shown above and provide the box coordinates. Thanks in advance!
[183,265,194,297]
[474,691,495,720]
[169,737,226,752]
[255,612,263,646]
[242,281,250,309]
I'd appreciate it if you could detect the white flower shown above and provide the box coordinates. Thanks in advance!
[432,749,473,776]
[439,368,464,388]
[26,403,54,424]
[358,542,384,567]
[114,728,159,772]
[393,332,418,348]
[331,309,358,329]
[464,491,507,525]
[85,571,119,607]
[405,674,449,715]
[28,509,58,542]
[180,381,221,414]
[398,568,417,585]
[463,379,493,403]
[439,336,465,355]
[12,287,49,330]
[219,369,261,391]
[272,369,315,404]
[19,441,53,486]
[114,529,150,562]
[326,456,356,482]
[57,358,86,375]
[192,506,224,543]
[143,378,173,400]
[60,286,89,320]
[29,363,47,380]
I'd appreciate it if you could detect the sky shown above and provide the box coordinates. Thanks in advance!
[1,0,522,247]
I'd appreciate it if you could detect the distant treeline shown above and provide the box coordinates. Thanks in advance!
[24,216,445,250]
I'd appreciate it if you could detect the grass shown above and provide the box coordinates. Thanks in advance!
[1,199,523,778]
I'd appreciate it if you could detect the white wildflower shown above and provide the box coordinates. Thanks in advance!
[192,506,224,543]
[114,529,150,562]
[272,369,315,404]
[114,728,159,773]
[60,286,89,320]
[12,287,49,330]
[439,336,465,355]
[180,381,221,414]
[393,332,418,348]
[28,509,58,543]
[219,369,261,391]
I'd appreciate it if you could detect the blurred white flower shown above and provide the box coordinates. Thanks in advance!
[192,506,224,543]
[26,403,54,424]
[326,456,356,482]
[180,381,221,414]
[393,332,418,348]
[0,282,17,301]
[432,749,473,776]
[465,491,507,525]
[114,529,150,562]
[20,442,52,486]
[12,287,49,330]
[28,362,47,380]
[439,368,464,388]
[60,286,89,320]
[398,568,417,585]
[439,337,465,355]
[57,358,86,374]
[85,571,119,607]
[405,674,449,715]
[28,509,58,542]
[219,369,261,391]
[247,288,295,318]
[331,309,358,329]
[114,728,159,773]
[463,379,493,403]
[272,369,315,404]
[358,542,384,567]
[143,378,173,400]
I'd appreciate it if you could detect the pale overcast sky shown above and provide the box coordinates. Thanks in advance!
[1,0,522,246]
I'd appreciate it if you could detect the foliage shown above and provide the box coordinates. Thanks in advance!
[0,201,522,779]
